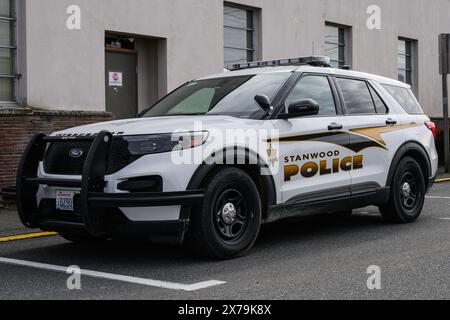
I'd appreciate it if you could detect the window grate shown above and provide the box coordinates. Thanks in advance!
[0,0,17,103]
[324,23,350,69]
[224,5,255,65]
[397,38,416,90]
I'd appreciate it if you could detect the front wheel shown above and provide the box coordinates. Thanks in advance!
[186,168,262,259]
[379,157,426,223]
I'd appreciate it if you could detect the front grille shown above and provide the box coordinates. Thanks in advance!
[44,138,142,175]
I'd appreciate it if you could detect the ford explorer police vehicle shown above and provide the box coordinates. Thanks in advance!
[16,56,438,259]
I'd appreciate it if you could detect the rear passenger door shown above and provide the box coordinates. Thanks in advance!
[334,77,399,189]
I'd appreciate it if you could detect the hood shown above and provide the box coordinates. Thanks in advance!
[52,116,263,137]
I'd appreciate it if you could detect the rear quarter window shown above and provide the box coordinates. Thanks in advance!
[336,78,377,115]
[382,84,424,115]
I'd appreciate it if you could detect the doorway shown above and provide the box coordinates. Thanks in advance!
[105,33,167,119]
[105,48,138,119]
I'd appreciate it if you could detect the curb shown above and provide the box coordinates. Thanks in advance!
[0,232,58,243]
[0,202,16,210]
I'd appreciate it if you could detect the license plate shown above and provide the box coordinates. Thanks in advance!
[56,191,77,211]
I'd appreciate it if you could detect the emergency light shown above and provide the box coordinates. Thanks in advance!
[225,56,331,71]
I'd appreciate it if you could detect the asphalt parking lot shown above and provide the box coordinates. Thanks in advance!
[0,183,449,300]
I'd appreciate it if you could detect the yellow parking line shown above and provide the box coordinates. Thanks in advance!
[435,178,450,183]
[0,232,58,243]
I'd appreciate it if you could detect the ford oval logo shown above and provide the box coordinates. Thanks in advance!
[69,149,84,159]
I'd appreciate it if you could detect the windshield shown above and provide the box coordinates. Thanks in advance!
[142,73,291,119]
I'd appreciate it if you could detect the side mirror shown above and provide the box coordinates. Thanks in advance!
[254,94,273,113]
[279,99,320,119]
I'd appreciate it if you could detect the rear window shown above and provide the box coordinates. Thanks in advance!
[382,84,424,115]
[336,78,377,115]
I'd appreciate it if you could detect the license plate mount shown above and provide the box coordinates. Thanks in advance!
[56,190,77,212]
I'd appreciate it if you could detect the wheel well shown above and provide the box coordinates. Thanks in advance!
[403,150,430,180]
[388,143,431,190]
[198,165,273,221]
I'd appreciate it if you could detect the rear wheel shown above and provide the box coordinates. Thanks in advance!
[186,168,262,259]
[379,157,426,223]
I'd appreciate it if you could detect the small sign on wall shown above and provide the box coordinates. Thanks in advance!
[109,72,123,87]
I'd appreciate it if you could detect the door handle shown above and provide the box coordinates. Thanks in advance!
[386,118,397,125]
[328,123,343,131]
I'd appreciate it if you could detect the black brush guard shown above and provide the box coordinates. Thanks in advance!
[16,131,204,238]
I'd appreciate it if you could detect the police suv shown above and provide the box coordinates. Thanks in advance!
[16,56,438,259]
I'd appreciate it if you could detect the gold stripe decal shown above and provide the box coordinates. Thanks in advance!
[350,124,421,148]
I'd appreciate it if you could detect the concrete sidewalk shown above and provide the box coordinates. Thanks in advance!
[437,166,450,180]
[0,207,39,237]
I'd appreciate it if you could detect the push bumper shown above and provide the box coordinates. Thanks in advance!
[16,131,204,242]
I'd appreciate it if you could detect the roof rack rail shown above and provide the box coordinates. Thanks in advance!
[225,56,331,71]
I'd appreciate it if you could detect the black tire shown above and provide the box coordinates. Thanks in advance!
[186,167,262,259]
[335,209,353,217]
[379,157,426,223]
[59,231,107,244]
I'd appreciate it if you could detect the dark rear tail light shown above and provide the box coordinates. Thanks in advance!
[425,121,437,140]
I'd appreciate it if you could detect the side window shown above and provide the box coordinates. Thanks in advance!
[285,76,337,116]
[336,78,376,115]
[382,84,424,115]
[368,85,388,114]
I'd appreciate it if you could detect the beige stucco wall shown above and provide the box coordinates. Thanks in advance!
[18,0,450,117]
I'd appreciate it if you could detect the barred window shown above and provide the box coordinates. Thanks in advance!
[325,23,351,69]
[398,38,416,87]
[224,5,255,65]
[0,0,16,103]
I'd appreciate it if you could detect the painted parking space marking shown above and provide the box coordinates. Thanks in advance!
[435,178,450,184]
[0,232,58,243]
[426,196,450,200]
[0,257,226,291]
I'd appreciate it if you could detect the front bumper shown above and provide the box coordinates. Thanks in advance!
[16,131,204,243]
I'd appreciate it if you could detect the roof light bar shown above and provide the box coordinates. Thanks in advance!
[225,56,331,71]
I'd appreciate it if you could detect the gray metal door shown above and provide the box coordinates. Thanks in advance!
[105,50,138,119]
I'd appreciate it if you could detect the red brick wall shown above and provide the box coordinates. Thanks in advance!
[0,110,114,189]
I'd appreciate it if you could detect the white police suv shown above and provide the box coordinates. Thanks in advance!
[16,57,438,259]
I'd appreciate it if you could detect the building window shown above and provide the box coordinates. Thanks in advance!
[0,0,17,103]
[398,38,417,91]
[324,23,351,69]
[224,5,255,65]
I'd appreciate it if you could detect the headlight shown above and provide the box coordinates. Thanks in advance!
[124,131,209,155]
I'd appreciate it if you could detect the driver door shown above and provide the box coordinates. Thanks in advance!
[273,74,352,205]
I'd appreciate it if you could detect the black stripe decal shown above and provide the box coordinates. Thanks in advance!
[270,132,387,153]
